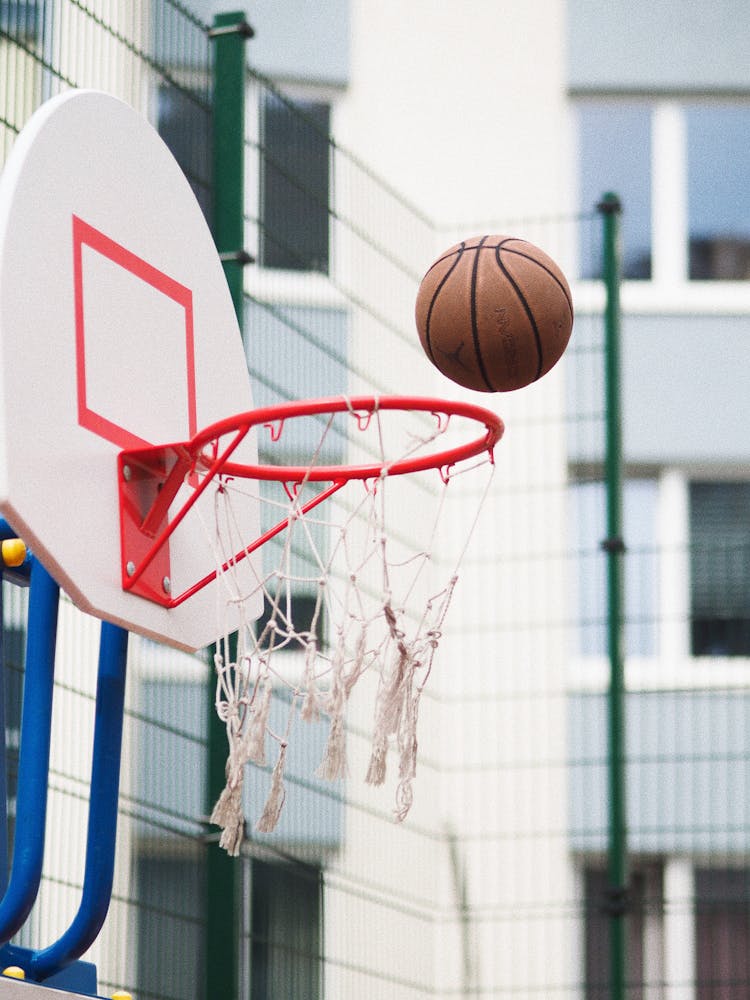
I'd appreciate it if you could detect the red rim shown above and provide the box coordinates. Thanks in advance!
[119,395,503,609]
[189,395,504,482]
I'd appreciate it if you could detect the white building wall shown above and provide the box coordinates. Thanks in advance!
[337,0,573,228]
[330,2,576,995]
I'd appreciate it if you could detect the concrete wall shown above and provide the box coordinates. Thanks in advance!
[568,0,750,93]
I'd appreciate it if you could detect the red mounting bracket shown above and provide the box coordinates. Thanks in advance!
[118,445,193,608]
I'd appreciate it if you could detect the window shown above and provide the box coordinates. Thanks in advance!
[576,99,750,282]
[689,482,750,656]
[255,592,325,651]
[570,478,658,657]
[695,868,750,1000]
[576,102,652,279]
[250,859,322,999]
[687,104,750,280]
[259,93,331,273]
[584,860,750,1000]
[156,84,212,222]
[137,854,206,1000]
[583,863,750,1000]
[0,2,39,39]
[584,865,660,1000]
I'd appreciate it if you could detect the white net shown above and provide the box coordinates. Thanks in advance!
[201,398,498,855]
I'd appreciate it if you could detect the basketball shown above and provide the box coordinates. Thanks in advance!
[415,235,574,392]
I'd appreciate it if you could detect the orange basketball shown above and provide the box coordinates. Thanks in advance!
[415,235,573,393]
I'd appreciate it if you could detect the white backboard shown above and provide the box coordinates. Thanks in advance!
[0,90,261,650]
[0,977,100,999]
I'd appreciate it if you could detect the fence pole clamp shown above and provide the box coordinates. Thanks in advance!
[207,20,254,40]
[601,884,631,917]
[219,250,255,266]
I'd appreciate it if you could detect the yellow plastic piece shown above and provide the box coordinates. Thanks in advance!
[2,966,26,978]
[1,538,26,568]
[111,992,133,999]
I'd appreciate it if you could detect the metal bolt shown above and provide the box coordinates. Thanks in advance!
[126,561,135,577]
[162,576,172,595]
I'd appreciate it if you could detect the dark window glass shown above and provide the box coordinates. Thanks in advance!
[260,94,330,273]
[584,866,650,1000]
[696,868,750,1000]
[690,482,750,656]
[157,84,212,222]
[251,859,321,1000]
[0,2,39,39]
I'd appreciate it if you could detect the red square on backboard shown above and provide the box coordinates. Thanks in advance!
[72,215,197,450]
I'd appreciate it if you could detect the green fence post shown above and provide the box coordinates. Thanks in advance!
[207,11,253,1000]
[598,191,628,1000]
[211,9,254,321]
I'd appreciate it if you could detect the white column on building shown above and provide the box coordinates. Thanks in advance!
[663,857,695,1000]
[651,102,688,286]
[658,468,690,669]
[643,864,665,1000]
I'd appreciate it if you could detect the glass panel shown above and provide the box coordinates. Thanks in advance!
[687,103,750,280]
[0,2,39,40]
[570,478,658,656]
[260,94,331,273]
[137,854,206,1000]
[695,868,750,1000]
[584,866,647,1000]
[157,84,212,222]
[690,482,750,655]
[576,102,652,279]
[251,860,321,999]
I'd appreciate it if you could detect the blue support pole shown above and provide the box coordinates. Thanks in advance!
[29,621,128,981]
[0,557,59,943]
[0,577,8,896]
[0,517,27,896]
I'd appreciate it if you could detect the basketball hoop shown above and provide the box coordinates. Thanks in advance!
[118,395,503,853]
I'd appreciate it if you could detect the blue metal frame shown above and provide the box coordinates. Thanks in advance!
[0,557,9,896]
[0,520,129,994]
[0,555,58,941]
[29,622,128,983]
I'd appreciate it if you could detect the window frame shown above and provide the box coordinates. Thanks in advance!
[575,96,750,285]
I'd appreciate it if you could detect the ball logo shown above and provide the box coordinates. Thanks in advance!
[494,306,519,380]
[438,338,471,373]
